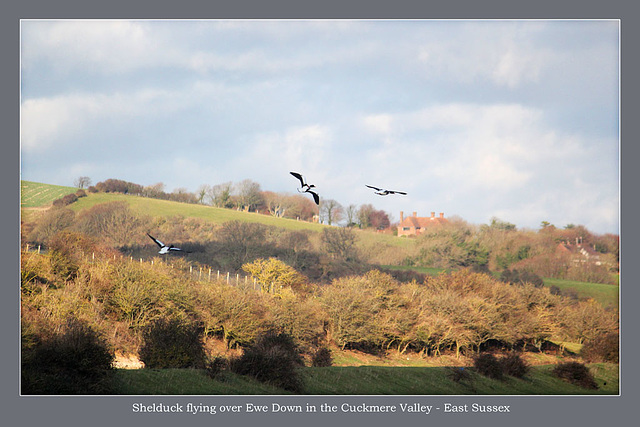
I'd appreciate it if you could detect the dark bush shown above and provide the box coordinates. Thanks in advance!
[139,317,207,369]
[311,346,333,367]
[500,269,544,288]
[230,330,304,393]
[21,318,115,394]
[75,189,87,198]
[500,352,530,378]
[448,366,471,383]
[52,193,79,207]
[552,362,598,389]
[205,356,229,380]
[581,332,619,363]
[473,353,503,380]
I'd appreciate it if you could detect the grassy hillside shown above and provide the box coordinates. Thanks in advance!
[543,278,619,308]
[68,191,328,233]
[20,180,77,208]
[114,363,618,395]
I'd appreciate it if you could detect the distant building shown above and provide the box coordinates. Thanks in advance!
[556,237,604,266]
[397,211,448,237]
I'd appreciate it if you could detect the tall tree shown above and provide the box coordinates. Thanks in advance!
[73,176,91,189]
[208,182,233,208]
[319,199,343,225]
[235,179,264,212]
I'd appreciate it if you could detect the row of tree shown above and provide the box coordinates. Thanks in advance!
[79,177,390,227]
[21,234,619,360]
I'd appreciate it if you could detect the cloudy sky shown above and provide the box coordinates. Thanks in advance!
[20,19,619,234]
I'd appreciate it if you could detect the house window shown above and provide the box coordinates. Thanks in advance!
[403,227,410,231]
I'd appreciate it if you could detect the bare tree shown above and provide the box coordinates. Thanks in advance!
[235,179,264,212]
[263,191,293,217]
[345,204,358,227]
[208,182,233,208]
[73,176,91,189]
[319,199,343,225]
[144,182,166,198]
[321,227,358,261]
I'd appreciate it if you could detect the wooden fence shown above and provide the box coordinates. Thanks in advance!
[22,244,260,291]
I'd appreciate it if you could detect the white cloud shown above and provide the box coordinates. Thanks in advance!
[22,20,166,74]
[415,22,551,88]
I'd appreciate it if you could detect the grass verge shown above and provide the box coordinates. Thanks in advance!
[114,363,618,395]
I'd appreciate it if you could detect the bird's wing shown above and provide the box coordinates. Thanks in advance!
[290,172,305,186]
[308,190,320,205]
[168,247,183,251]
[389,190,407,195]
[366,185,383,191]
[147,233,164,248]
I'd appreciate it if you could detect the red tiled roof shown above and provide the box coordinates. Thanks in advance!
[399,215,448,228]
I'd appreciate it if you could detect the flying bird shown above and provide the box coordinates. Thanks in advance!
[147,233,188,254]
[290,171,320,205]
[366,185,407,196]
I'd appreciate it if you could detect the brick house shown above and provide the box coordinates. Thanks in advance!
[397,211,448,237]
[556,237,604,266]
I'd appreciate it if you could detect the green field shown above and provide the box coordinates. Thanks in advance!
[543,278,619,308]
[20,180,77,208]
[380,264,447,276]
[114,363,618,395]
[68,191,329,233]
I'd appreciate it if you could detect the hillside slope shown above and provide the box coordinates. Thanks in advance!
[20,180,77,208]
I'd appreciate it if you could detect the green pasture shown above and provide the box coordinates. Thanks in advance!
[20,180,77,208]
[380,264,446,277]
[114,363,618,395]
[543,278,619,308]
[68,191,328,232]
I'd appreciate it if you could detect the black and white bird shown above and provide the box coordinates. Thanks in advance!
[147,233,188,254]
[366,185,407,196]
[290,171,320,205]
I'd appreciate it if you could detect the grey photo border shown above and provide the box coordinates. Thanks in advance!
[4,1,636,426]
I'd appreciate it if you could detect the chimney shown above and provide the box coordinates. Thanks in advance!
[400,211,404,222]
[430,212,435,218]
[439,212,444,219]
[413,212,417,218]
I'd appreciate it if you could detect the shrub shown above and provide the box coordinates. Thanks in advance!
[205,356,229,380]
[500,352,530,378]
[21,318,115,394]
[242,257,306,294]
[52,193,78,207]
[580,332,619,363]
[552,362,598,389]
[230,330,304,393]
[447,366,471,383]
[500,269,544,288]
[311,347,333,367]
[139,317,207,369]
[473,353,503,380]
